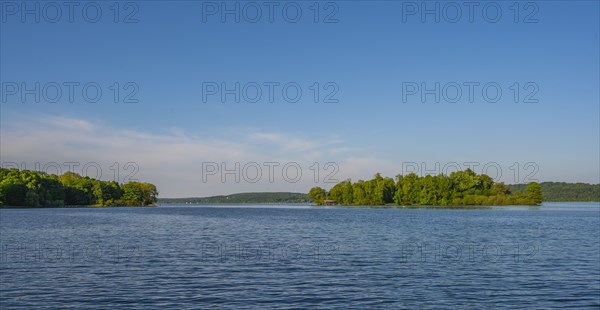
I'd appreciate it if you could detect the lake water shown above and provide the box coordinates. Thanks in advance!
[1,202,599,309]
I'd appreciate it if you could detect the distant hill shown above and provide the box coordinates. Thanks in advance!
[159,192,310,204]
[507,182,599,202]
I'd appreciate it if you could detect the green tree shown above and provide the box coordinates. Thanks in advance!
[25,190,41,208]
[308,186,326,205]
[341,180,354,205]
[419,175,437,205]
[526,182,544,205]
[121,182,158,206]
[329,180,353,204]
[393,175,404,205]
[381,176,396,204]
[328,182,344,203]
[435,174,452,205]
[352,181,368,205]
[365,175,382,205]
[449,168,481,198]
[492,182,511,196]
[38,177,65,207]
[0,183,27,206]
[402,173,420,205]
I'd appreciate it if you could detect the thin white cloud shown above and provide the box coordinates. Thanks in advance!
[1,114,381,197]
[40,116,97,132]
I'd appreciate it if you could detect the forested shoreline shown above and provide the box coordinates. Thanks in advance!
[0,168,158,208]
[3,168,596,208]
[309,169,544,206]
[508,182,599,202]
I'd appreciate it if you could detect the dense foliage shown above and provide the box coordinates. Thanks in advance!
[309,169,544,206]
[508,182,599,202]
[159,192,310,204]
[0,168,158,207]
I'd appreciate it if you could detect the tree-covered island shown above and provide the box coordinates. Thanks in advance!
[309,169,544,206]
[0,168,158,207]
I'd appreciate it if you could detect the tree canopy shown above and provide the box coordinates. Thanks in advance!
[308,187,326,205]
[309,169,544,206]
[0,168,158,207]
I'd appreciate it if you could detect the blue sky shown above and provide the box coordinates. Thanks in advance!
[1,1,599,197]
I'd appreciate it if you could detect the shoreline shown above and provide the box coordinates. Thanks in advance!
[2,201,597,209]
[0,204,158,209]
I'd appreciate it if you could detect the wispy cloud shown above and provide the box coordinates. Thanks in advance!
[1,114,381,197]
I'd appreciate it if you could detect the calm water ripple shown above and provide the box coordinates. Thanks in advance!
[1,202,599,309]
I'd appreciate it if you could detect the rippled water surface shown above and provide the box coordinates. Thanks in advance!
[1,202,599,309]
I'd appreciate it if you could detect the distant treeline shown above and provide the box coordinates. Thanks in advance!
[0,168,158,207]
[309,169,544,206]
[507,182,599,202]
[159,192,310,204]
